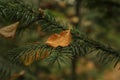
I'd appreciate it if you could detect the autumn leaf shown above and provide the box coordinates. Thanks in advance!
[9,70,25,80]
[45,30,72,48]
[22,54,34,66]
[20,49,50,66]
[0,22,19,38]
[34,49,50,60]
[40,50,50,60]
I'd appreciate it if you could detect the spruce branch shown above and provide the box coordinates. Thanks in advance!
[0,0,120,77]
[0,0,40,30]
[72,31,120,56]
[0,0,120,64]
[0,58,10,79]
[8,43,72,66]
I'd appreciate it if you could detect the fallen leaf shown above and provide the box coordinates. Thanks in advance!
[9,70,25,80]
[0,22,19,38]
[22,54,34,66]
[21,49,50,66]
[35,49,50,60]
[40,50,50,60]
[46,30,72,48]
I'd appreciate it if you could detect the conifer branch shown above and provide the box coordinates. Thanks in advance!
[0,0,119,65]
[0,0,120,78]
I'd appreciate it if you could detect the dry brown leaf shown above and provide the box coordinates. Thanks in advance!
[21,49,50,66]
[9,70,25,80]
[40,50,50,60]
[46,30,72,48]
[22,54,34,66]
[35,50,40,60]
[0,22,19,38]
[35,49,50,60]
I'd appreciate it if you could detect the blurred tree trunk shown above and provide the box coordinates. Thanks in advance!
[71,0,83,80]
[75,0,82,29]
